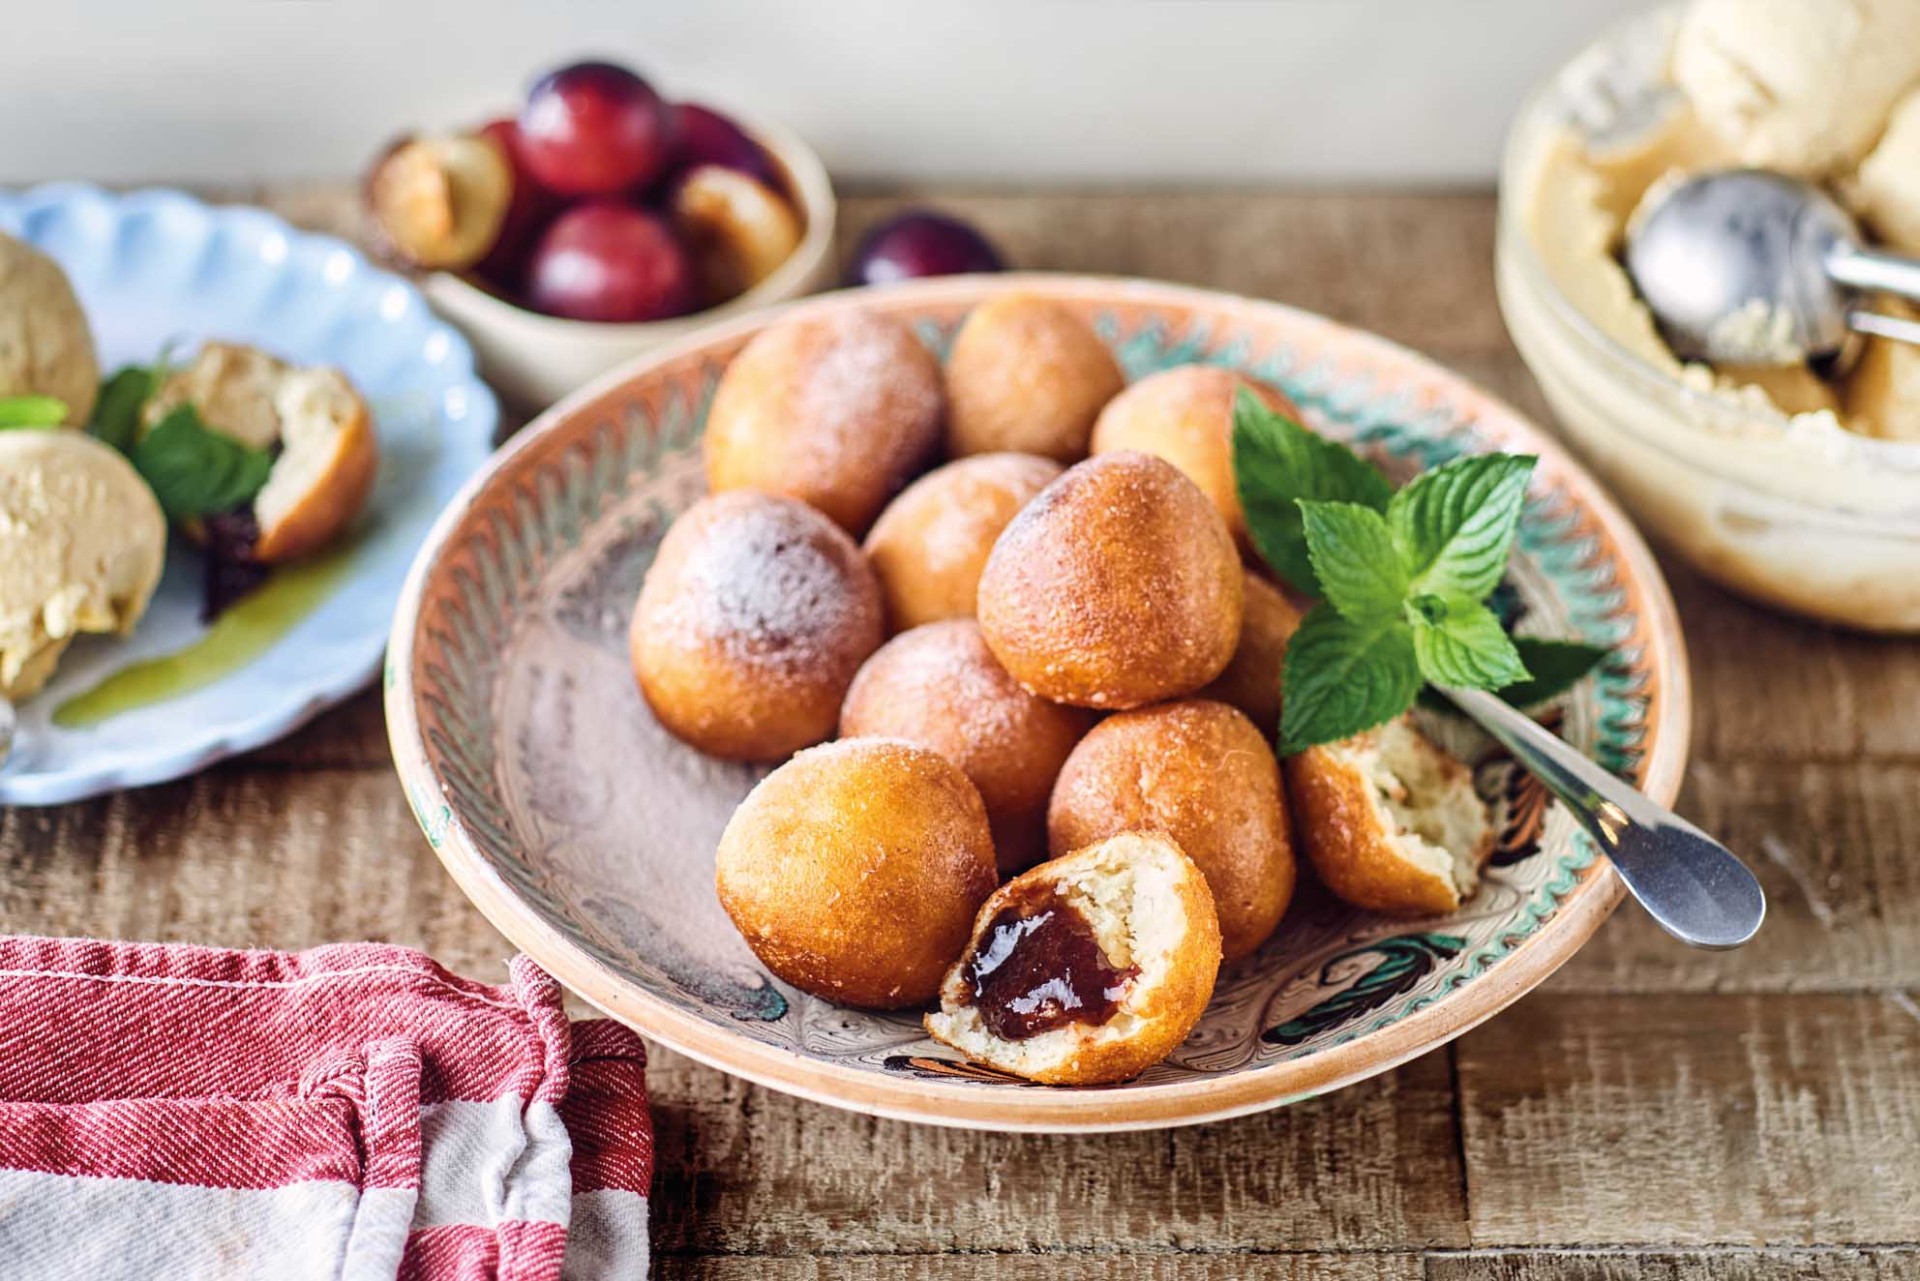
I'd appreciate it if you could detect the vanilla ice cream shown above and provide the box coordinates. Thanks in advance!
[1851,88,1920,254]
[0,430,168,698]
[0,232,99,427]
[1499,3,1920,631]
[1523,0,1920,442]
[1672,0,1920,178]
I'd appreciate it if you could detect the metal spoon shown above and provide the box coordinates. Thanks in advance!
[1625,168,1920,366]
[1441,686,1765,949]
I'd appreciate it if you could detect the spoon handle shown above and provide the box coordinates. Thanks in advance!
[1827,245,1920,304]
[1439,686,1765,949]
[1848,308,1920,349]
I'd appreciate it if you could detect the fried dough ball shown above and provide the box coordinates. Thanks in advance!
[1090,364,1302,548]
[147,343,379,564]
[1048,699,1294,960]
[840,619,1095,873]
[1285,714,1494,917]
[703,308,945,535]
[862,452,1062,632]
[925,830,1222,1085]
[944,294,1125,462]
[630,491,883,761]
[716,738,999,1008]
[1198,570,1305,735]
[976,451,1242,709]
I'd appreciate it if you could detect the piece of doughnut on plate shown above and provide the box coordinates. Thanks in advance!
[925,831,1222,1086]
[1284,713,1495,917]
[147,340,379,563]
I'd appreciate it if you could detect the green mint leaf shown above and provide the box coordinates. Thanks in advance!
[1416,636,1611,713]
[88,366,157,453]
[1298,499,1409,623]
[129,405,273,522]
[1388,454,1536,601]
[1232,389,1394,595]
[1409,597,1531,691]
[1279,604,1422,755]
[0,395,70,429]
[1500,637,1609,707]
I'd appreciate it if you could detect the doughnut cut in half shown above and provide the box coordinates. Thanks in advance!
[925,831,1222,1085]
[1285,713,1494,917]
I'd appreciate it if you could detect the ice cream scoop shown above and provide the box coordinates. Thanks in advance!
[0,430,168,705]
[1625,168,1920,366]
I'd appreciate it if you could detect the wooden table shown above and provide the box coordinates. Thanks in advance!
[5,188,1918,1279]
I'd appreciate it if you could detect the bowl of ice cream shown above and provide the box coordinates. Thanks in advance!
[1496,0,1920,632]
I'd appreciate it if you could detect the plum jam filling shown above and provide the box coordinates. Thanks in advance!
[962,884,1138,1041]
[200,507,270,622]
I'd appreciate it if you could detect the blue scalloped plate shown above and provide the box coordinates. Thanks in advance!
[0,186,498,805]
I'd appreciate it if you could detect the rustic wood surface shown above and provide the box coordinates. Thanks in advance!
[3,187,1916,1279]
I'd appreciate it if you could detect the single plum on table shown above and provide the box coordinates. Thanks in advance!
[526,201,698,322]
[846,210,1005,287]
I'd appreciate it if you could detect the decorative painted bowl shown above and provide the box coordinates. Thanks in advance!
[424,111,836,411]
[389,275,1689,1131]
[0,185,498,807]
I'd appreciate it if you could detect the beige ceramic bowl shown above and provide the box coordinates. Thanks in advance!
[1496,8,1920,632]
[425,111,835,410]
[389,275,1689,1131]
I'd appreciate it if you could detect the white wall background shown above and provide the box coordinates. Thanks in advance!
[0,0,1642,186]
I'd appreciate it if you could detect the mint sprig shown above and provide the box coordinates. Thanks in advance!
[1237,393,1593,754]
[1281,454,1537,752]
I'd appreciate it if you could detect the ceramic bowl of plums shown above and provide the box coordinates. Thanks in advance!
[362,59,836,409]
[389,275,1688,1131]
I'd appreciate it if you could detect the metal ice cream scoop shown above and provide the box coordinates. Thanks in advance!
[1625,168,1920,366]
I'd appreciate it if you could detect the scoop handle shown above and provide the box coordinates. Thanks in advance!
[1848,308,1920,349]
[1827,244,1920,305]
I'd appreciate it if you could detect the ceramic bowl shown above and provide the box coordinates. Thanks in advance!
[388,275,1689,1132]
[424,111,835,411]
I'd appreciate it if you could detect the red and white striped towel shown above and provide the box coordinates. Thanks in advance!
[0,936,652,1280]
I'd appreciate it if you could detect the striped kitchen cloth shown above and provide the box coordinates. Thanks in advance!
[0,936,652,1280]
